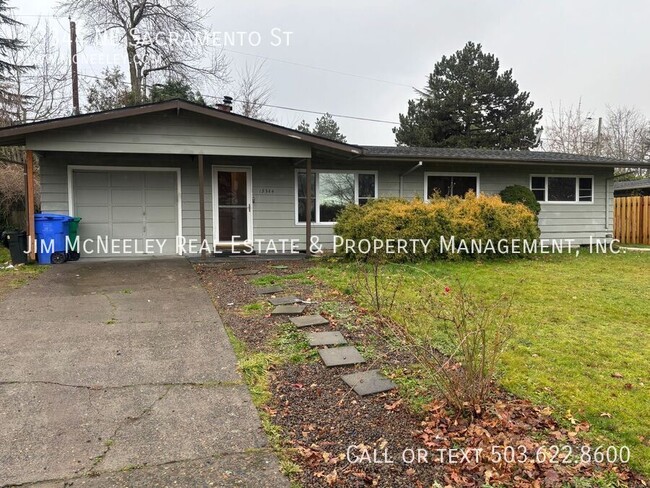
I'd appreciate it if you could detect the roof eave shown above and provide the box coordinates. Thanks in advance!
[0,99,363,156]
[359,154,649,168]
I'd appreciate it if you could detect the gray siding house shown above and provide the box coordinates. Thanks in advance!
[1,99,647,258]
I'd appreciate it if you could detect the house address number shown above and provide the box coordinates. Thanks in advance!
[258,188,275,194]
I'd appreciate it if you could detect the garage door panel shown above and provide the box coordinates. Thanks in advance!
[75,171,109,187]
[112,206,144,223]
[78,223,110,238]
[73,169,178,257]
[76,188,109,205]
[111,189,144,205]
[146,172,176,188]
[76,206,109,224]
[111,172,144,187]
[112,223,144,239]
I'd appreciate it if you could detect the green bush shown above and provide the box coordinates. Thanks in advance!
[333,193,540,262]
[499,184,541,215]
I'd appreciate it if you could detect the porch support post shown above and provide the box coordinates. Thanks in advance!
[198,154,206,259]
[305,158,312,256]
[25,150,36,262]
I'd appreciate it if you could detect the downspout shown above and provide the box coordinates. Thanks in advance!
[399,161,423,198]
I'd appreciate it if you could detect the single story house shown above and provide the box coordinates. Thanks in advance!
[613,178,650,197]
[0,99,648,258]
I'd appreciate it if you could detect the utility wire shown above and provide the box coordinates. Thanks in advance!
[75,73,399,125]
[222,48,415,90]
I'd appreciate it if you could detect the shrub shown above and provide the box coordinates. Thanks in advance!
[499,184,541,215]
[391,280,515,416]
[334,193,540,261]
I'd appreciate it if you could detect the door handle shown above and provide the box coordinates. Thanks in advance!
[248,203,251,212]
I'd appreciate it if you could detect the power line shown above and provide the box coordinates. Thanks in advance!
[223,47,414,90]
[75,73,399,125]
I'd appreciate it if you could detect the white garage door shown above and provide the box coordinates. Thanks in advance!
[72,170,179,257]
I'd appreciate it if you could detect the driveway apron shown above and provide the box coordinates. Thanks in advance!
[0,259,288,487]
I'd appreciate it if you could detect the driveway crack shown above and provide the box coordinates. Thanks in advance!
[0,380,243,390]
[88,385,173,475]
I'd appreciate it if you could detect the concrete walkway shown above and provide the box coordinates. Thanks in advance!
[0,259,288,487]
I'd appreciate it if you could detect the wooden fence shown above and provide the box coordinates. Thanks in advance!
[614,196,650,244]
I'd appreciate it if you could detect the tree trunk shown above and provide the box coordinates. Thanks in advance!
[126,39,141,103]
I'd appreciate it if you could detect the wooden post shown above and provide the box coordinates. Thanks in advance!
[198,154,206,259]
[25,150,36,262]
[69,19,80,116]
[305,158,312,256]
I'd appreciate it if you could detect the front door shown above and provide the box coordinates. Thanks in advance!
[213,166,252,244]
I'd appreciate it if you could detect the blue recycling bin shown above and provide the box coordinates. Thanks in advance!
[34,213,73,264]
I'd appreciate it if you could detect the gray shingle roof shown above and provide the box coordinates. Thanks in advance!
[361,145,649,167]
[613,178,650,190]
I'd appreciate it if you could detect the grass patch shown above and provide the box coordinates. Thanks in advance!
[225,324,312,483]
[0,246,47,298]
[240,301,269,316]
[250,273,313,287]
[315,252,650,476]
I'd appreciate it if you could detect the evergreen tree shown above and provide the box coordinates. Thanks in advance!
[394,42,542,150]
[297,113,347,142]
[149,80,206,105]
[85,67,137,112]
[0,0,30,119]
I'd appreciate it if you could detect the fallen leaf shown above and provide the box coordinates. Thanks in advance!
[384,398,403,411]
[612,372,624,379]
[325,469,338,485]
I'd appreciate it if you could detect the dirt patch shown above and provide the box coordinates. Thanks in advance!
[196,258,646,487]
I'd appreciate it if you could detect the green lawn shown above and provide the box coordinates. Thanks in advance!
[0,246,46,298]
[315,252,650,476]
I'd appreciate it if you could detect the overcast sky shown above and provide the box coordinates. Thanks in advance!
[13,0,650,145]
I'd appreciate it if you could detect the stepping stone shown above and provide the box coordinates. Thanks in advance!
[223,262,248,270]
[268,296,300,306]
[235,269,260,276]
[306,331,347,347]
[290,314,329,328]
[271,304,306,315]
[341,369,397,396]
[257,285,283,294]
[318,346,365,367]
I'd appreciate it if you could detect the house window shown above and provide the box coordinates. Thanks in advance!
[530,176,593,203]
[425,173,479,199]
[296,171,377,223]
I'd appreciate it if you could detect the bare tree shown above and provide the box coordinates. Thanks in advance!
[57,0,229,102]
[235,61,272,121]
[2,21,70,123]
[545,102,649,177]
[544,101,598,155]
[602,106,650,160]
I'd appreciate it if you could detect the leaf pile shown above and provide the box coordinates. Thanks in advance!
[418,397,646,487]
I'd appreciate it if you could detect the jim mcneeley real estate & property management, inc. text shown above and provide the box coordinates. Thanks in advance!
[24,235,622,256]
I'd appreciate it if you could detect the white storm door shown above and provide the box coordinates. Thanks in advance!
[213,166,253,244]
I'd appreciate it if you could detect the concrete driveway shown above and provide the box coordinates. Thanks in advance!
[0,259,288,487]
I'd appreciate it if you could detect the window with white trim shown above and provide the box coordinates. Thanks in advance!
[296,170,377,223]
[530,176,593,203]
[425,173,479,199]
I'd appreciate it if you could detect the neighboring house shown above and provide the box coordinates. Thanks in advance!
[0,99,647,258]
[613,178,650,197]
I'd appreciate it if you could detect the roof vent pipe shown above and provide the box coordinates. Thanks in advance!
[216,96,233,112]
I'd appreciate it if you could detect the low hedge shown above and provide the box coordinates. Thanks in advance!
[333,193,540,261]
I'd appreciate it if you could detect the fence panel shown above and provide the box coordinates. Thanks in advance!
[614,196,650,245]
